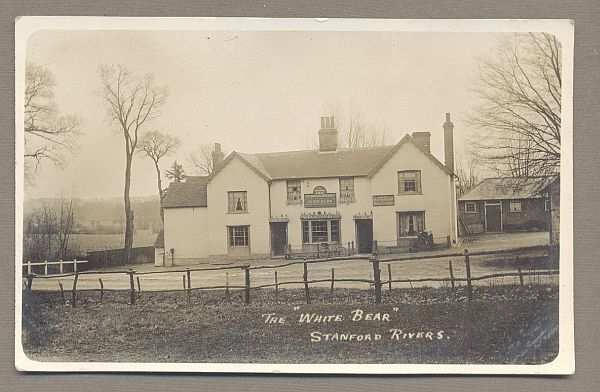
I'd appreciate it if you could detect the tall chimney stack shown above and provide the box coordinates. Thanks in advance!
[443,113,454,172]
[211,142,224,172]
[318,115,338,152]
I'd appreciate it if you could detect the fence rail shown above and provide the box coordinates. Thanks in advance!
[22,244,558,306]
[23,259,88,275]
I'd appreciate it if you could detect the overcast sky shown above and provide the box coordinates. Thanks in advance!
[25,30,504,199]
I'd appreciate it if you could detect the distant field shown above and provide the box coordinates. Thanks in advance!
[69,231,158,253]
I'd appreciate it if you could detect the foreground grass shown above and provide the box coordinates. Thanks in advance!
[22,285,558,364]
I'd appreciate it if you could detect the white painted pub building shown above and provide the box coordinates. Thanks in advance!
[160,114,458,265]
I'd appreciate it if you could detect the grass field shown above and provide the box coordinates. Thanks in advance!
[22,284,558,364]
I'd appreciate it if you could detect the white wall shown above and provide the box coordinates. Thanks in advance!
[207,156,271,257]
[163,207,210,262]
[370,142,454,243]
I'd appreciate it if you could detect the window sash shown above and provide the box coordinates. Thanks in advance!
[510,201,522,213]
[465,202,477,213]
[311,220,328,243]
[339,177,355,203]
[229,226,249,247]
[287,180,302,203]
[398,212,425,237]
[228,191,247,213]
[398,171,421,194]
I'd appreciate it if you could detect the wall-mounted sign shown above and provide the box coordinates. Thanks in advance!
[304,193,336,208]
[373,195,395,206]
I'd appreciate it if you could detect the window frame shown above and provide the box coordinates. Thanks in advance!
[301,219,341,244]
[227,191,248,214]
[397,170,422,195]
[286,180,302,205]
[397,211,426,237]
[339,177,355,203]
[509,200,522,213]
[465,202,478,213]
[228,225,249,247]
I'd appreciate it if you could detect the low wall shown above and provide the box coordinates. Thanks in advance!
[84,246,155,270]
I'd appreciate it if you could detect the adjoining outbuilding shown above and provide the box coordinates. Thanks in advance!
[458,176,555,236]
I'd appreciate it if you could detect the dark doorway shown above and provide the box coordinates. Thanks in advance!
[270,222,288,256]
[355,219,373,254]
[485,203,502,232]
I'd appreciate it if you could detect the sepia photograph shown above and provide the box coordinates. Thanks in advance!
[14,17,574,374]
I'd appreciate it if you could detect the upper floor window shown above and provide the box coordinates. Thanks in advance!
[339,177,355,203]
[509,200,522,213]
[228,191,247,213]
[287,180,302,204]
[398,170,422,194]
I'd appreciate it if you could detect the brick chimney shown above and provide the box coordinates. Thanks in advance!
[318,115,338,152]
[411,132,431,154]
[211,142,224,171]
[443,113,454,172]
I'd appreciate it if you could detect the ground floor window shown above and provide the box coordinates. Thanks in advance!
[509,200,522,213]
[398,211,425,237]
[228,225,249,247]
[465,202,478,213]
[301,219,340,244]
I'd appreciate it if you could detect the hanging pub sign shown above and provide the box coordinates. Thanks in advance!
[373,194,395,206]
[304,186,337,208]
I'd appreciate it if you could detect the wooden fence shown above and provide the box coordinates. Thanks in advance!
[23,259,88,275]
[22,245,558,307]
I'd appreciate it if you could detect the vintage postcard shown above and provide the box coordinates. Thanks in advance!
[14,17,574,374]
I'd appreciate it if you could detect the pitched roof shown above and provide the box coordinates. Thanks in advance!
[459,176,554,201]
[161,176,209,208]
[216,134,452,180]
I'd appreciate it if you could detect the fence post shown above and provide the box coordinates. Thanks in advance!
[27,260,31,276]
[59,259,63,274]
[99,278,104,303]
[303,261,311,304]
[351,241,355,254]
[26,274,33,291]
[448,260,455,289]
[243,266,251,305]
[274,270,279,302]
[387,264,392,291]
[73,258,78,273]
[72,272,79,307]
[58,281,65,305]
[372,240,378,255]
[128,270,136,305]
[136,276,142,300]
[371,254,382,304]
[518,267,524,287]
[44,260,48,276]
[464,249,472,301]
[186,269,192,305]
[182,275,186,289]
[225,272,231,302]
[330,268,335,294]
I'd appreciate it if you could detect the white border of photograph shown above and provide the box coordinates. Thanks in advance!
[14,17,574,374]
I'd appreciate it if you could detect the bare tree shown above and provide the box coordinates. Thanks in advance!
[137,130,179,222]
[165,160,185,183]
[328,109,387,149]
[99,65,167,264]
[23,198,75,261]
[455,156,481,197]
[469,33,561,177]
[188,143,226,176]
[24,62,81,177]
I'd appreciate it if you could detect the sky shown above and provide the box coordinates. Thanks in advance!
[25,29,505,199]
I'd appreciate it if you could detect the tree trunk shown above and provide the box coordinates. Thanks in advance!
[123,151,134,264]
[154,161,164,224]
